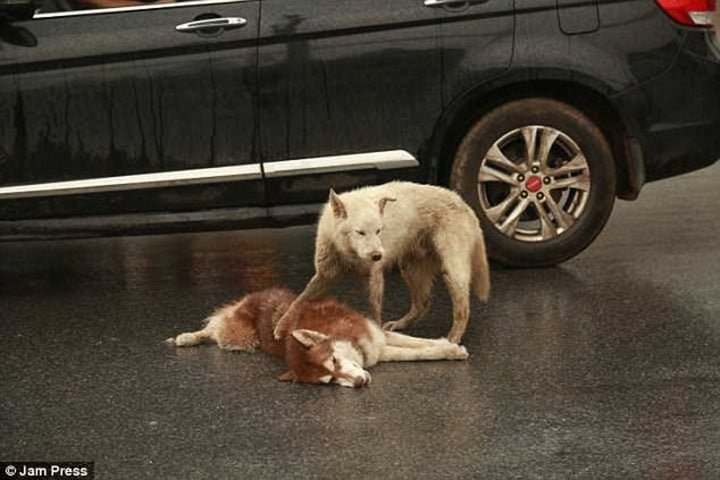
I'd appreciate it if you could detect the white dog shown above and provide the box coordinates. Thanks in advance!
[274,181,490,343]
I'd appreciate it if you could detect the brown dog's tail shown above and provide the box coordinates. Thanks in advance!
[471,229,490,302]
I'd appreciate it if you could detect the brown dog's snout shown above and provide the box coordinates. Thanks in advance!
[371,252,382,262]
[354,373,371,388]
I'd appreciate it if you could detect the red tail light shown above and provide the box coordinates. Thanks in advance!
[655,0,717,27]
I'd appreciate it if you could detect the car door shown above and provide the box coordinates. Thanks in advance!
[257,0,443,205]
[437,0,514,102]
[0,0,262,220]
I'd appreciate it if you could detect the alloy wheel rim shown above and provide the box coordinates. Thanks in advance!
[477,125,591,242]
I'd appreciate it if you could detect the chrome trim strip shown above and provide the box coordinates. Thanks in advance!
[0,164,262,199]
[34,0,249,19]
[264,150,418,178]
[0,150,419,200]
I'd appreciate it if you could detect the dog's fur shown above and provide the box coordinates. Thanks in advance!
[168,288,468,387]
[273,181,490,344]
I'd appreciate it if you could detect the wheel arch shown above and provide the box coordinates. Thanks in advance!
[428,73,644,200]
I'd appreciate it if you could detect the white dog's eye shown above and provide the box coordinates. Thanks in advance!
[376,229,381,235]
[356,230,365,236]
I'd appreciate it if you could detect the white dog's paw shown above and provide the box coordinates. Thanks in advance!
[382,320,404,332]
[449,344,469,360]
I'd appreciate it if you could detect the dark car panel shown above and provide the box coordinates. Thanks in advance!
[438,0,514,108]
[596,1,685,84]
[514,0,682,94]
[557,0,599,35]
[257,0,445,205]
[612,30,720,182]
[0,0,265,217]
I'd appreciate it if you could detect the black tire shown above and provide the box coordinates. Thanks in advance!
[450,98,616,267]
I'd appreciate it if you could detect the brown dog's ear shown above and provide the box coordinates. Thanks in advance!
[329,189,347,219]
[291,329,330,349]
[278,370,297,382]
[378,197,396,215]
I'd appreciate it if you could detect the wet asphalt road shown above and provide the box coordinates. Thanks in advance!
[2,165,720,480]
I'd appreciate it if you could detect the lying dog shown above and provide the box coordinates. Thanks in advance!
[168,288,468,387]
[273,181,490,344]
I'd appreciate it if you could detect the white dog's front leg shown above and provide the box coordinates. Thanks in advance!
[379,344,468,362]
[273,273,331,339]
[368,268,384,324]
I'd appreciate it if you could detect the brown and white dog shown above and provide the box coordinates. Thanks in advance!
[168,288,468,387]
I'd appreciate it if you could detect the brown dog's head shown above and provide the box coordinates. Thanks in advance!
[280,329,371,388]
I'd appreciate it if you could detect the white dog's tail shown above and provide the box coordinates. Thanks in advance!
[471,229,490,302]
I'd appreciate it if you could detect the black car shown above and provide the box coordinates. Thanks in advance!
[0,0,718,266]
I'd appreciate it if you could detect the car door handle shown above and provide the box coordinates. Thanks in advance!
[175,17,247,33]
[423,0,487,7]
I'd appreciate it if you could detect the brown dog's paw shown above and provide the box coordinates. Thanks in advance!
[172,332,201,347]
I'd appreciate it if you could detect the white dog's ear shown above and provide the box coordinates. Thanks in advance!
[329,189,347,219]
[291,329,330,349]
[378,197,397,215]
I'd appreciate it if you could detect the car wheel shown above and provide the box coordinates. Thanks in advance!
[450,98,616,267]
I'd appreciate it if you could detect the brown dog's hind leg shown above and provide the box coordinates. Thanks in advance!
[212,302,260,352]
[379,344,468,362]
[170,328,212,347]
[170,299,260,352]
[384,331,451,349]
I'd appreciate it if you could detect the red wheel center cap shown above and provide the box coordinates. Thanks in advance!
[525,175,542,193]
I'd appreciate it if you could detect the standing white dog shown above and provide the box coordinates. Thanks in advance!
[274,181,490,343]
